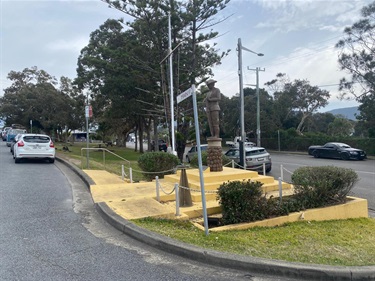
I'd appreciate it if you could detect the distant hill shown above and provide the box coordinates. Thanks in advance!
[326,106,359,120]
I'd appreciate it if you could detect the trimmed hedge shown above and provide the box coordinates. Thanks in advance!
[138,152,180,181]
[217,180,269,224]
[291,166,358,209]
[216,166,359,225]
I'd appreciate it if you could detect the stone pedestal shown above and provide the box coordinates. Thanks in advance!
[207,137,223,172]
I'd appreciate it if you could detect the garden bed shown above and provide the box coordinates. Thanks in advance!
[192,196,368,232]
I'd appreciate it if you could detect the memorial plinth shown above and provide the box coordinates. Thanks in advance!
[207,137,223,172]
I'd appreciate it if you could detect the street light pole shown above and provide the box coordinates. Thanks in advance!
[237,38,264,169]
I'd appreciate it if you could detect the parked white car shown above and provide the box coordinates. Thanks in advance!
[224,146,272,173]
[186,144,208,163]
[225,136,255,148]
[13,134,55,163]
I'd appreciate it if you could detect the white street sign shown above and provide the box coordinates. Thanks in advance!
[177,87,193,104]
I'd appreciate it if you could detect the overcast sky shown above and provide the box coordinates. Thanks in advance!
[1,0,372,112]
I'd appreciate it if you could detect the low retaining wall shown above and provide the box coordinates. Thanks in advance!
[193,196,368,232]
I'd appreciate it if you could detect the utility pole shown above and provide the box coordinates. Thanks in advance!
[237,38,264,169]
[248,67,265,147]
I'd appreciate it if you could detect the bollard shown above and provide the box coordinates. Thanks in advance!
[175,183,180,216]
[278,177,282,203]
[232,160,235,168]
[155,176,160,202]
[121,165,124,181]
[280,164,284,181]
[129,167,133,183]
[263,163,266,175]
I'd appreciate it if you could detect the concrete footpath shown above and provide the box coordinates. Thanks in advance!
[56,156,375,281]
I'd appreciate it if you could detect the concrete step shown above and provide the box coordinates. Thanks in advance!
[161,167,292,203]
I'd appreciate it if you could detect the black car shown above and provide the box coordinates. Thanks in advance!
[308,142,366,160]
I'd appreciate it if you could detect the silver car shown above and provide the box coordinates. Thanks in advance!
[224,146,272,173]
[186,144,208,163]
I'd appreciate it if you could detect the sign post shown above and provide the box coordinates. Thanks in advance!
[191,84,209,236]
[85,105,90,168]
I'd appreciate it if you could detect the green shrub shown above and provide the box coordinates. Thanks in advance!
[215,166,358,226]
[190,151,231,167]
[138,152,180,181]
[291,166,358,209]
[217,180,269,224]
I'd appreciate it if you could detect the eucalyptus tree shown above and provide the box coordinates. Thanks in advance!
[266,73,330,135]
[284,79,330,135]
[59,76,86,140]
[100,0,230,159]
[0,67,79,137]
[4,66,57,95]
[305,112,336,134]
[221,87,276,140]
[327,116,354,137]
[336,1,375,137]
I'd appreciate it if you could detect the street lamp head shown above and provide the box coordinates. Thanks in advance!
[257,53,264,56]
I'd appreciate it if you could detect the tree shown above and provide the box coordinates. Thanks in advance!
[220,87,276,140]
[336,1,375,136]
[305,112,336,134]
[0,67,81,138]
[98,0,231,159]
[327,116,354,137]
[75,19,156,151]
[267,75,330,135]
[356,94,375,137]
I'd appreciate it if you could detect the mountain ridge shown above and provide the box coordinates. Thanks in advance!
[325,106,359,120]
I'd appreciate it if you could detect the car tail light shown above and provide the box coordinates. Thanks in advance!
[50,141,55,148]
[17,141,25,147]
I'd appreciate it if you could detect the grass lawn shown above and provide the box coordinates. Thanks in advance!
[56,142,375,267]
[133,217,375,266]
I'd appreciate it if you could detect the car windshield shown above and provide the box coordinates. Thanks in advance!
[10,129,24,135]
[338,143,351,148]
[246,148,266,156]
[23,136,50,143]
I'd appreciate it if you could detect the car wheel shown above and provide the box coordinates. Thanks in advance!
[266,167,271,173]
[49,158,55,163]
[313,150,319,158]
[186,156,190,163]
[15,157,21,164]
[341,153,349,160]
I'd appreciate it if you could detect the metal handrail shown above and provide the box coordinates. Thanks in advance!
[80,147,131,170]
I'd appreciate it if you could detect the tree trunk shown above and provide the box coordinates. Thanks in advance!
[296,113,309,135]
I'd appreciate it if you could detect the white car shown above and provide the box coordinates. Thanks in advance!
[224,146,272,173]
[186,144,208,163]
[13,134,55,163]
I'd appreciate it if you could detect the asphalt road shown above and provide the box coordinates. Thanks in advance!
[268,152,375,216]
[0,143,298,281]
